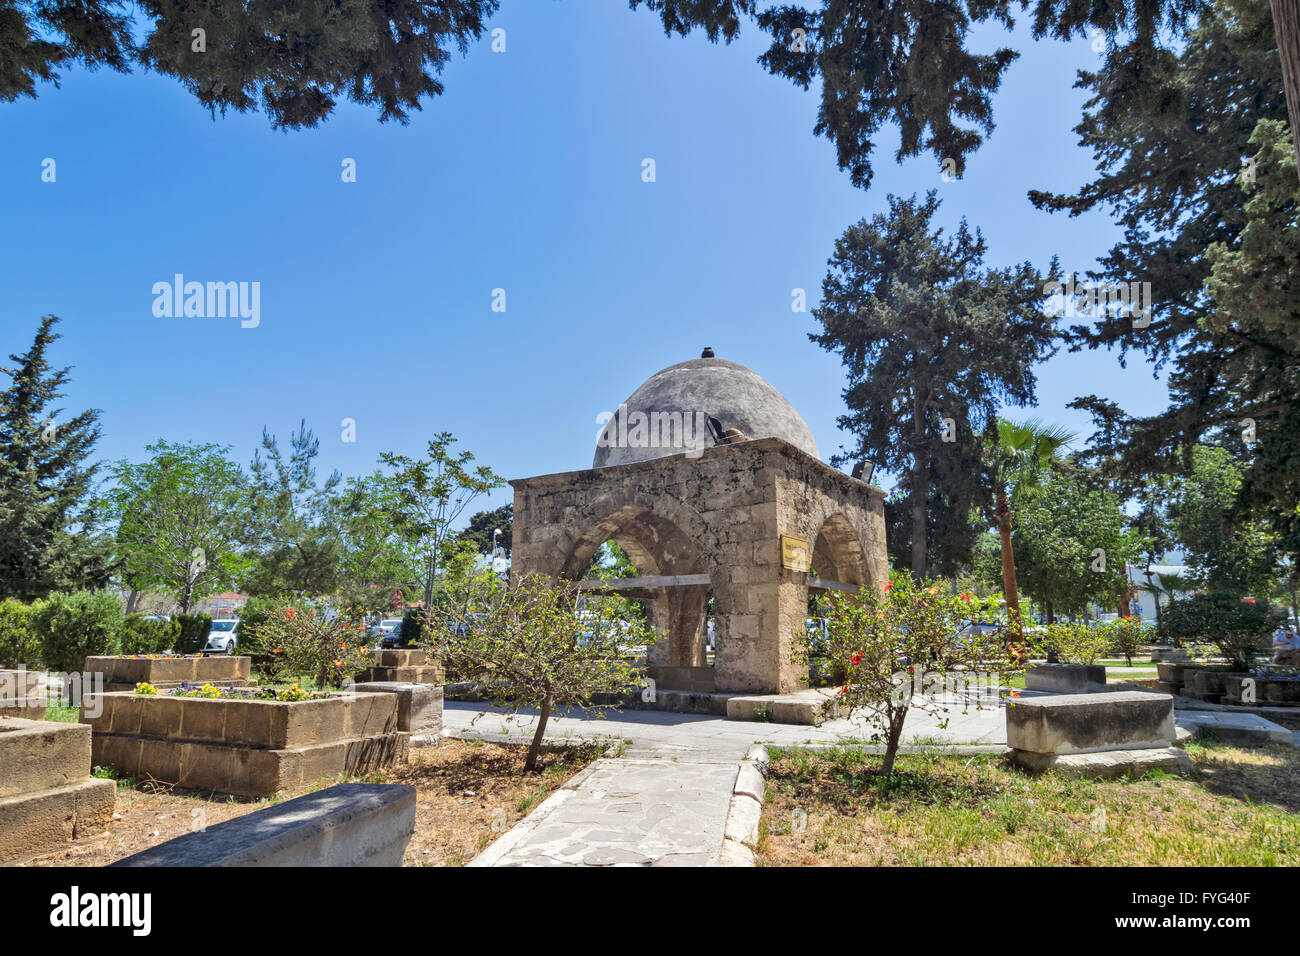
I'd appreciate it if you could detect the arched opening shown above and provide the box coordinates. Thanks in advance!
[562,504,716,692]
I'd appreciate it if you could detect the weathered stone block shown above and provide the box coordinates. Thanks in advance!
[1025,663,1108,694]
[352,682,443,734]
[0,716,115,862]
[1012,746,1192,778]
[112,783,416,867]
[0,718,95,798]
[1006,691,1175,755]
[85,655,251,687]
[0,777,116,863]
[85,691,404,798]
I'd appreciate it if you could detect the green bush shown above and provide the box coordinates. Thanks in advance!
[172,613,212,655]
[0,599,39,668]
[1159,591,1282,670]
[399,608,425,649]
[120,615,180,655]
[31,591,124,672]
[1040,620,1111,665]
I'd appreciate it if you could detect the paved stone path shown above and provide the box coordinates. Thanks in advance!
[451,697,1009,866]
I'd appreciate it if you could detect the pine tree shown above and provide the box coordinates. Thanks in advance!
[0,316,112,600]
[811,192,1059,579]
[2,0,499,129]
[1030,0,1300,562]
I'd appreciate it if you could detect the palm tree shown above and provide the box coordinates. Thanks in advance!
[1151,570,1188,631]
[985,418,1076,640]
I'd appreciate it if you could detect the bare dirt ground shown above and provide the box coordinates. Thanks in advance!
[19,738,601,867]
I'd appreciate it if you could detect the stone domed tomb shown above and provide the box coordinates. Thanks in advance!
[510,350,887,700]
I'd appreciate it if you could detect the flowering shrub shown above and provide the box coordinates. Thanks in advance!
[804,575,1021,775]
[1106,616,1146,666]
[245,603,373,689]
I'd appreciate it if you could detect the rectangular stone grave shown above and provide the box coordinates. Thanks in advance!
[356,648,443,685]
[1007,690,1190,778]
[83,691,407,798]
[84,655,252,692]
[112,783,415,867]
[1025,663,1107,694]
[352,682,443,736]
[0,668,49,719]
[1223,675,1300,706]
[0,717,115,862]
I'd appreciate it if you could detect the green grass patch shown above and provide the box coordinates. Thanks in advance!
[758,742,1300,866]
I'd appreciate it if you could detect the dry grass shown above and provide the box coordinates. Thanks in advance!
[757,741,1300,866]
[22,739,601,867]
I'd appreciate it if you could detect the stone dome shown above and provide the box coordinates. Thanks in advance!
[593,350,820,468]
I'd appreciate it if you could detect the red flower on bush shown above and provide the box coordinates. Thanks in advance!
[850,652,863,668]
[960,592,973,603]
[883,581,892,592]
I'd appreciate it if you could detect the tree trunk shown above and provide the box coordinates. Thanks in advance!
[879,709,907,776]
[910,389,927,579]
[525,691,552,772]
[995,489,1023,641]
[1272,0,1300,169]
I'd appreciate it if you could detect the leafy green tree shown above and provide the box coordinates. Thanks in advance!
[433,573,652,772]
[1012,468,1146,621]
[811,192,1058,578]
[244,421,343,597]
[2,0,500,129]
[1168,445,1280,598]
[454,503,512,556]
[105,440,250,612]
[379,432,505,612]
[334,471,419,613]
[0,316,112,601]
[632,0,1300,180]
[1032,0,1299,564]
[985,418,1074,637]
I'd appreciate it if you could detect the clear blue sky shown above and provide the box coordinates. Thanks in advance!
[1,3,1170,515]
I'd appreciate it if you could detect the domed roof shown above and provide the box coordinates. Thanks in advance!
[593,350,820,468]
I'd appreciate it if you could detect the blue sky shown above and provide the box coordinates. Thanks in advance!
[1,2,1171,516]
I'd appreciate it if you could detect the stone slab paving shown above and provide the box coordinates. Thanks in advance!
[453,697,1010,867]
[445,694,1011,756]
[470,754,739,867]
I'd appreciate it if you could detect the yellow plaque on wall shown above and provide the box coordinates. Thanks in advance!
[781,534,810,572]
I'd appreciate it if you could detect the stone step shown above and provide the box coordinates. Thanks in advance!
[1012,746,1192,778]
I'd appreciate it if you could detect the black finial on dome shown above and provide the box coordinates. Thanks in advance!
[701,347,715,358]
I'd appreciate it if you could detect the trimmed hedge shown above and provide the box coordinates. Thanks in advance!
[121,615,181,655]
[173,613,213,655]
[0,598,39,668]
[32,591,124,672]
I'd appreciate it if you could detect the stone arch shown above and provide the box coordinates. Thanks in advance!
[556,491,719,685]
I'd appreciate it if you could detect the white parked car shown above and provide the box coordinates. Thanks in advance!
[203,618,239,654]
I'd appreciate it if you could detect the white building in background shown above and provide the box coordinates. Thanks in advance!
[1127,563,1191,624]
